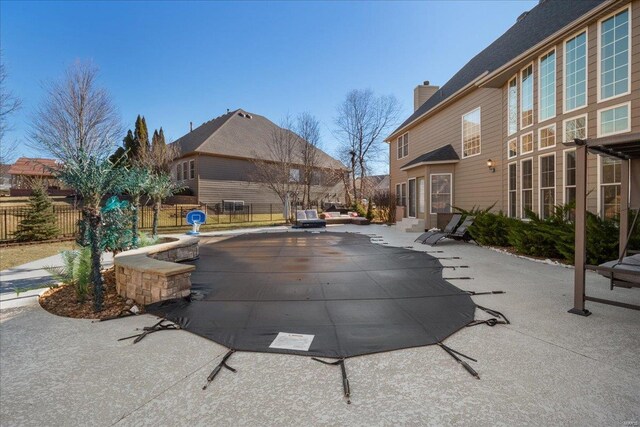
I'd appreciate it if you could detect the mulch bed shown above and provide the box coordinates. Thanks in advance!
[39,267,145,319]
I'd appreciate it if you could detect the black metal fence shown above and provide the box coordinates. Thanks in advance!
[0,203,288,243]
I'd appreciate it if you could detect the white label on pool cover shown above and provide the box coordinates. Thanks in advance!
[269,332,315,351]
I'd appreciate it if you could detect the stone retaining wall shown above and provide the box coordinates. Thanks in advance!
[114,236,199,305]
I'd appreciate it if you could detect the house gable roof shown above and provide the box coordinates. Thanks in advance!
[8,158,60,177]
[389,0,606,139]
[401,144,459,170]
[172,109,345,170]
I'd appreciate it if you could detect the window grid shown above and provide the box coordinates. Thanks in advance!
[508,163,517,218]
[508,138,517,159]
[565,31,587,112]
[430,174,452,214]
[521,158,533,218]
[563,115,587,143]
[521,64,534,128]
[599,103,630,136]
[508,77,518,135]
[539,154,555,219]
[520,132,534,155]
[564,150,577,221]
[462,108,481,158]
[539,50,556,121]
[600,8,630,101]
[396,133,409,159]
[538,124,556,150]
[600,156,622,219]
[189,160,195,180]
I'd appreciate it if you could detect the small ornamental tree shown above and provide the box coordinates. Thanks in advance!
[145,172,184,238]
[122,167,150,248]
[15,181,59,241]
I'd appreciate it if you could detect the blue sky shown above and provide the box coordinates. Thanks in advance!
[1,0,536,171]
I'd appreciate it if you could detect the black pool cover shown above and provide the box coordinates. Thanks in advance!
[147,232,476,358]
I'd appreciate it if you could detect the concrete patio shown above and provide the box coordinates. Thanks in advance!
[1,224,639,426]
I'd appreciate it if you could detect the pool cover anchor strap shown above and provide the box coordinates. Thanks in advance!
[117,318,181,344]
[464,290,505,296]
[437,343,479,379]
[202,350,237,391]
[311,357,351,404]
[475,305,510,324]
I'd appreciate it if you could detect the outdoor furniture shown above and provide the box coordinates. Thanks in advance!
[294,209,326,228]
[424,216,475,246]
[415,213,461,244]
[589,254,640,289]
[323,211,370,225]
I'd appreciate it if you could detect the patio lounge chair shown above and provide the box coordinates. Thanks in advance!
[294,209,326,228]
[424,216,475,246]
[415,214,462,244]
[589,254,640,289]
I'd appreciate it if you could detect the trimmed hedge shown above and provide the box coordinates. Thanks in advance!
[454,205,639,265]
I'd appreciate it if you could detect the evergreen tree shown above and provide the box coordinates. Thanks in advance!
[110,115,150,167]
[15,182,59,241]
[135,115,149,155]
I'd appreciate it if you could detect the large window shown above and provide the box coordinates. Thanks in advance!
[538,50,556,121]
[508,163,517,218]
[565,30,587,112]
[521,158,533,217]
[564,150,576,221]
[418,177,425,214]
[538,124,556,150]
[508,138,517,159]
[598,103,630,136]
[430,174,452,214]
[599,7,630,101]
[408,178,416,217]
[520,132,534,155]
[396,182,407,207]
[508,77,518,135]
[521,64,534,128]
[182,162,188,181]
[563,115,587,142]
[462,108,481,158]
[177,163,183,181]
[539,154,555,219]
[397,133,409,159]
[600,156,621,219]
[189,160,195,180]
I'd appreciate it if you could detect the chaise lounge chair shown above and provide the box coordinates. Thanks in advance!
[294,209,327,229]
[415,213,462,244]
[424,216,475,246]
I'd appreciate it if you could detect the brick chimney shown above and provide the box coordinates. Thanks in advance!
[414,81,439,111]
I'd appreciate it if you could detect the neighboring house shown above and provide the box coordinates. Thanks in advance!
[7,157,68,196]
[0,164,10,194]
[355,174,391,199]
[386,0,640,230]
[170,109,346,209]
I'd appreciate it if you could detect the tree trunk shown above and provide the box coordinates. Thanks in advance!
[152,200,160,238]
[351,160,357,206]
[131,195,140,247]
[86,208,103,312]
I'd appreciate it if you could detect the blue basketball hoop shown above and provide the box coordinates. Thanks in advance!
[186,209,207,235]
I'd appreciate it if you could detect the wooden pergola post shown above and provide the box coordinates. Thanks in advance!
[569,142,591,316]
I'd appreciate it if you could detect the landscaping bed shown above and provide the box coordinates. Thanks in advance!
[39,267,144,319]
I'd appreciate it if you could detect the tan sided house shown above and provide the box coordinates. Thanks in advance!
[387,0,640,231]
[170,109,346,211]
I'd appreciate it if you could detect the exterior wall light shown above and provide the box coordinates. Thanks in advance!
[487,159,496,173]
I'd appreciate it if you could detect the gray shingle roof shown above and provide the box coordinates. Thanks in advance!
[391,0,606,136]
[172,109,345,170]
[401,144,459,169]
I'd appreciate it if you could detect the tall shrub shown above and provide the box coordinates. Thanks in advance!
[14,181,59,241]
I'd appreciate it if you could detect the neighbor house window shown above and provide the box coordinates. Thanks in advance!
[520,132,534,155]
[564,149,576,220]
[563,115,587,142]
[508,138,517,159]
[539,154,555,219]
[600,156,621,219]
[289,168,300,182]
[189,159,195,180]
[565,30,587,112]
[521,64,534,128]
[538,124,556,150]
[508,162,517,218]
[182,162,188,181]
[599,7,630,101]
[598,102,630,136]
[538,50,556,121]
[397,133,409,159]
[462,108,481,158]
[223,200,244,213]
[177,163,182,181]
[508,77,518,135]
[521,158,533,217]
[430,174,452,214]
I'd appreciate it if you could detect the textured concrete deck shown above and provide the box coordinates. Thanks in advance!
[1,224,638,426]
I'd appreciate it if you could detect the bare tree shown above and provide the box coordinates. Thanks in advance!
[0,54,22,164]
[296,112,322,208]
[250,116,302,220]
[29,61,122,161]
[334,89,400,203]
